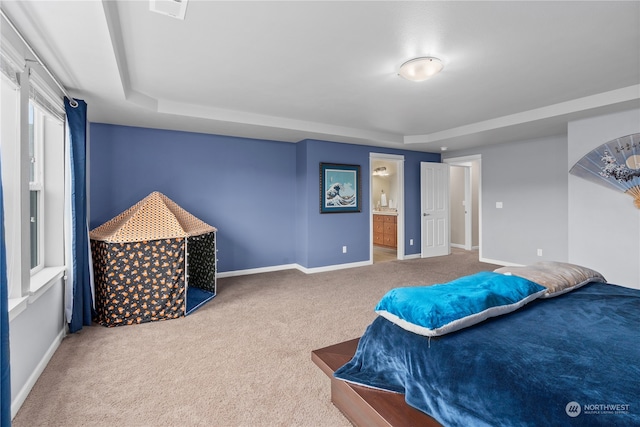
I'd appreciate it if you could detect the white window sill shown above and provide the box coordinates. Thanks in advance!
[9,266,65,321]
[8,296,28,322]
[30,266,65,303]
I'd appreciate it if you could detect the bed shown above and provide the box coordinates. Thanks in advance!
[314,263,640,427]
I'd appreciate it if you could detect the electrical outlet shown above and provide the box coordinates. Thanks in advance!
[537,249,543,257]
[410,239,414,246]
[342,246,347,253]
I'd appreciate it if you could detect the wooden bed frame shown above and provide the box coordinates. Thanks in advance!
[311,338,442,427]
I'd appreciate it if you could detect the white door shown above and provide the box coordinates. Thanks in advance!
[421,162,450,258]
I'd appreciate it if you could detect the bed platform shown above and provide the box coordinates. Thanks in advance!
[311,339,441,427]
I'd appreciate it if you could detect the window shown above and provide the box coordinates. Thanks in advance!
[2,42,66,313]
[29,102,44,272]
[27,100,63,273]
[28,72,66,281]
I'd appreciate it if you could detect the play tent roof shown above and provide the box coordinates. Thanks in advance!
[90,191,216,243]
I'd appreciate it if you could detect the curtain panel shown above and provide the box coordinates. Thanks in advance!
[1,152,12,426]
[64,98,93,333]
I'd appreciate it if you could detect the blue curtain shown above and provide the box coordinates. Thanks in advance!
[65,98,93,333]
[1,151,11,425]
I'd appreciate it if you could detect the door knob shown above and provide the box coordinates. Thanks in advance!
[423,213,430,216]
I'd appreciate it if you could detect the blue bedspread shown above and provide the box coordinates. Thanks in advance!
[334,282,640,426]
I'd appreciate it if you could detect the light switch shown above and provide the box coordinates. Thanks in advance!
[496,202,503,209]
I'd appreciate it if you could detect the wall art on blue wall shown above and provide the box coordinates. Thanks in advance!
[320,163,361,213]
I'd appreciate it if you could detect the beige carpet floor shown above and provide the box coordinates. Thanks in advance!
[12,249,497,427]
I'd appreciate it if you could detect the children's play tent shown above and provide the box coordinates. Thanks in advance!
[90,191,217,327]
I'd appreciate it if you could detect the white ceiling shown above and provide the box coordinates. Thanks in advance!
[2,1,639,152]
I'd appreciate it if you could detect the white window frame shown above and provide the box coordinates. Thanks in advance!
[2,42,67,318]
[1,44,28,306]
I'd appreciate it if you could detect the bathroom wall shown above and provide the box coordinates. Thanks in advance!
[372,161,398,210]
[372,175,397,209]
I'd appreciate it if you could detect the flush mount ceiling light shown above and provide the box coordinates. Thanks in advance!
[398,57,444,82]
[373,167,389,176]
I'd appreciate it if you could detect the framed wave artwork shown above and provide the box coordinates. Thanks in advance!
[319,163,361,213]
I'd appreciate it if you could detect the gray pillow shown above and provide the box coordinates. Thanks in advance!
[494,261,606,298]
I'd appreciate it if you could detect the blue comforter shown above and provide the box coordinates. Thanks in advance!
[334,282,640,426]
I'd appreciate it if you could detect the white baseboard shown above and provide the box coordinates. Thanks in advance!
[295,260,371,274]
[222,251,492,277]
[217,263,298,278]
[217,259,376,277]
[480,257,523,267]
[12,327,66,419]
[451,244,479,251]
[218,248,499,278]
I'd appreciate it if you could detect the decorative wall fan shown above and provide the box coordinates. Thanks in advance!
[569,133,640,209]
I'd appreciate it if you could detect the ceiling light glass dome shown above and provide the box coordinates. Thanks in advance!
[398,57,444,82]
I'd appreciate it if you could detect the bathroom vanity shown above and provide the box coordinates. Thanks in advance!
[373,211,397,249]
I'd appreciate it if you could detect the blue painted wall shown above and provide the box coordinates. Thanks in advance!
[89,124,297,272]
[297,140,372,268]
[296,139,440,267]
[90,124,439,273]
[295,140,310,268]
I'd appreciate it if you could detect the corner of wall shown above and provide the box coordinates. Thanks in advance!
[567,108,640,288]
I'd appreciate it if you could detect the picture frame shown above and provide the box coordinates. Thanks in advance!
[319,163,361,213]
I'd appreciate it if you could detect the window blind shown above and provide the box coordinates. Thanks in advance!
[0,52,20,88]
[29,68,65,121]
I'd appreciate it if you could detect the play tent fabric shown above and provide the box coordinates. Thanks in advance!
[90,192,217,327]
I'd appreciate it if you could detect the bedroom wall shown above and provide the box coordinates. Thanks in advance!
[295,140,310,269]
[296,139,440,268]
[90,125,440,273]
[90,124,297,273]
[568,108,640,289]
[9,279,65,417]
[444,135,569,265]
[296,140,371,269]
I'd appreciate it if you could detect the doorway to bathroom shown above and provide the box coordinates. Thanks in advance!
[370,153,404,264]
